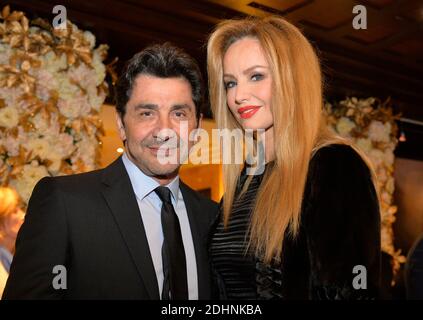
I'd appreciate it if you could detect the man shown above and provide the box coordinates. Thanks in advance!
[3,43,218,299]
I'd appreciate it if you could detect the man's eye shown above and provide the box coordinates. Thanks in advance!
[140,111,152,117]
[251,73,264,81]
[174,112,186,118]
[224,81,236,89]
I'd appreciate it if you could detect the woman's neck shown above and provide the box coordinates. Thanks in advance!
[0,236,15,255]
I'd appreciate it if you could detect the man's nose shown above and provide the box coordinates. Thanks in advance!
[152,114,174,141]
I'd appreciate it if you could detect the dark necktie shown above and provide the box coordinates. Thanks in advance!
[155,186,188,300]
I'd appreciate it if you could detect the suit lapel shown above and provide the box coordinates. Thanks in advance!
[180,182,212,300]
[100,157,159,299]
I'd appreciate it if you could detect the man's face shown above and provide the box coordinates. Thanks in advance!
[117,75,200,182]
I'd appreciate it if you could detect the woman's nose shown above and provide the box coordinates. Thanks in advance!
[234,83,250,105]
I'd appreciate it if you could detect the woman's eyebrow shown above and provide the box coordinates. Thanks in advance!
[223,65,268,78]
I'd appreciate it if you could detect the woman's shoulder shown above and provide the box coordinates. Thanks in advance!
[309,143,371,178]
[304,143,376,204]
[301,144,381,298]
[312,143,364,163]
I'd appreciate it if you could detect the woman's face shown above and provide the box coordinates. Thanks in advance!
[223,37,273,132]
[2,208,25,240]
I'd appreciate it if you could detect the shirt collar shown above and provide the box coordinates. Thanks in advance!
[121,152,180,203]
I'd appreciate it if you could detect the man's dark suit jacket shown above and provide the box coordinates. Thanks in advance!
[2,157,218,299]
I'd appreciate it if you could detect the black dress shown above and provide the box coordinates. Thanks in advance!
[209,144,381,300]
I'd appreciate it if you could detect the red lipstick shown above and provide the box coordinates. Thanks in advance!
[237,106,261,119]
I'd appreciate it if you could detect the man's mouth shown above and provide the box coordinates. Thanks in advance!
[148,145,178,155]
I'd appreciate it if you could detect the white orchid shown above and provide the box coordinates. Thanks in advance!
[368,120,391,143]
[336,117,356,136]
[9,161,49,204]
[0,105,19,128]
[0,7,108,204]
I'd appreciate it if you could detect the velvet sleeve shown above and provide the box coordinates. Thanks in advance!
[303,144,381,299]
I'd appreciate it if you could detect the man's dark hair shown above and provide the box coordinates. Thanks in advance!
[115,42,203,120]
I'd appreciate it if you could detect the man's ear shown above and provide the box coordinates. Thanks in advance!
[116,112,126,142]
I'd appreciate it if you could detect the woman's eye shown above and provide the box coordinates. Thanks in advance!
[224,81,236,89]
[251,73,264,81]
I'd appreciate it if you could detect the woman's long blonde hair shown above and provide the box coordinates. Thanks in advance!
[0,187,20,238]
[0,187,19,219]
[207,16,372,263]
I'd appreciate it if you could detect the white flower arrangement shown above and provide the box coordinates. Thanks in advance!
[336,116,356,136]
[0,6,109,204]
[325,97,405,283]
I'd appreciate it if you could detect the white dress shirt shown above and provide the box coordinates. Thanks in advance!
[121,153,198,299]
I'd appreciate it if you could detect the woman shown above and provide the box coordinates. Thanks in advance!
[207,16,381,300]
[0,187,25,298]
